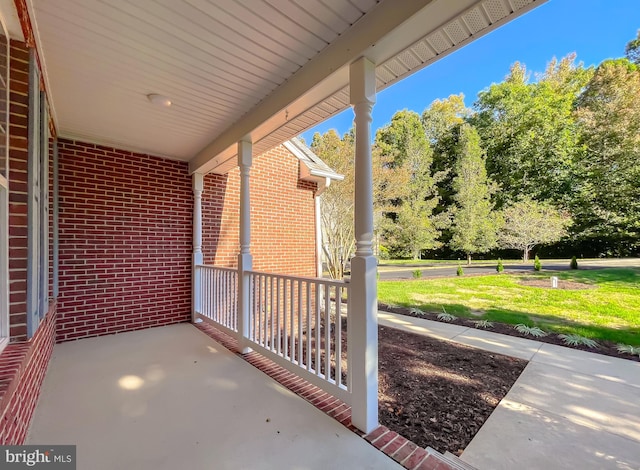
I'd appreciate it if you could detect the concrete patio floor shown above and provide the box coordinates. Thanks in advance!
[379,312,640,470]
[27,323,401,470]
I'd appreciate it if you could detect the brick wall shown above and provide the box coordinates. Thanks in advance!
[202,144,318,277]
[0,37,56,447]
[0,303,56,444]
[56,140,192,342]
[7,40,29,341]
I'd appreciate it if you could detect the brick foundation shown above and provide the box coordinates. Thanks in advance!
[0,303,56,444]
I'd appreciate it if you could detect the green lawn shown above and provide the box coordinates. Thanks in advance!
[378,268,640,346]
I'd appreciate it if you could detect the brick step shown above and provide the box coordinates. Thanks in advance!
[424,448,479,470]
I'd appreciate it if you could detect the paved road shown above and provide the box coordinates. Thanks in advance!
[377,258,640,280]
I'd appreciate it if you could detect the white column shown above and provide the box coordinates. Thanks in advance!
[237,140,253,353]
[192,173,204,323]
[348,56,378,434]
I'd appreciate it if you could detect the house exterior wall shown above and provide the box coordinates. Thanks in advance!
[55,139,193,342]
[0,39,57,445]
[202,144,318,277]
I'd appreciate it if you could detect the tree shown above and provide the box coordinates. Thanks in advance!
[421,94,471,219]
[472,56,592,207]
[311,130,354,279]
[573,59,640,254]
[499,198,571,262]
[626,30,640,65]
[375,110,441,258]
[449,124,500,264]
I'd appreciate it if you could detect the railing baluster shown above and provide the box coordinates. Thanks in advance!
[276,277,281,356]
[298,280,303,367]
[336,286,342,387]
[289,279,295,363]
[209,268,213,319]
[324,285,331,381]
[315,283,321,377]
[269,275,274,351]
[306,281,312,372]
[260,274,269,347]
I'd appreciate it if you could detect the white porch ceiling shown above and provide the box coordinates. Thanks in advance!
[26,0,545,173]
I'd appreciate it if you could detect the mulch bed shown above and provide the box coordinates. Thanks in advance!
[380,303,640,362]
[378,325,527,456]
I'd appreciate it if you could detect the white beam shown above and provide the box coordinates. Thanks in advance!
[189,0,434,175]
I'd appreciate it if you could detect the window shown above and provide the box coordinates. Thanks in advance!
[0,16,9,351]
[26,50,50,338]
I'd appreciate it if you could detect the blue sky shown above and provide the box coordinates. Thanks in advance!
[301,0,639,143]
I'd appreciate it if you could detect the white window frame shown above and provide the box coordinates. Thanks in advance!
[0,12,10,352]
[26,50,49,339]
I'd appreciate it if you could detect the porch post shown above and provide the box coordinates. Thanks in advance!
[192,173,204,323]
[349,57,378,433]
[237,140,253,354]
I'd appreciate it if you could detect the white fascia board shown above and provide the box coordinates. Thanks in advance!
[282,139,343,183]
[189,0,435,175]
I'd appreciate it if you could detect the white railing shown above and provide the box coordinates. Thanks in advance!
[246,270,351,403]
[196,265,238,334]
[194,265,353,405]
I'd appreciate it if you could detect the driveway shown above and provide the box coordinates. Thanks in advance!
[377,258,640,280]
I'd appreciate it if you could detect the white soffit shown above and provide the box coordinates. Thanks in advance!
[27,0,545,171]
[29,0,379,161]
[195,0,546,175]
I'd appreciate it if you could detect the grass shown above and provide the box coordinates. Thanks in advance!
[378,268,640,346]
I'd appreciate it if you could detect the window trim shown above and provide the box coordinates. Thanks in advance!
[26,49,43,339]
[0,11,10,352]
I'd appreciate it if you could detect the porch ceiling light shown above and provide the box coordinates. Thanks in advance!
[147,93,172,107]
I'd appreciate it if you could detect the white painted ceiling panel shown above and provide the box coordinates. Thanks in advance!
[31,0,373,159]
[27,0,544,168]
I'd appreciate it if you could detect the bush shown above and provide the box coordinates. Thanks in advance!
[456,264,464,276]
[514,324,547,337]
[496,258,504,273]
[534,255,542,271]
[412,269,422,279]
[570,256,578,270]
[437,307,457,322]
[558,334,598,349]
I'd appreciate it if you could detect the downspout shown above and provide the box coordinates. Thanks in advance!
[315,194,322,278]
[315,177,331,279]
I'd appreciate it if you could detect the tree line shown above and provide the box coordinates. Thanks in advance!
[311,32,640,276]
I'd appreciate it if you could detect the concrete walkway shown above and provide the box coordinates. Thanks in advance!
[28,323,401,470]
[379,312,640,470]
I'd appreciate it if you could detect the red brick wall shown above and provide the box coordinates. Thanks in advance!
[202,144,318,277]
[7,40,29,341]
[0,303,56,444]
[56,140,192,342]
[0,38,56,445]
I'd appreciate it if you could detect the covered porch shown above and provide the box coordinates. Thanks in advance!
[0,0,548,466]
[27,323,401,469]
